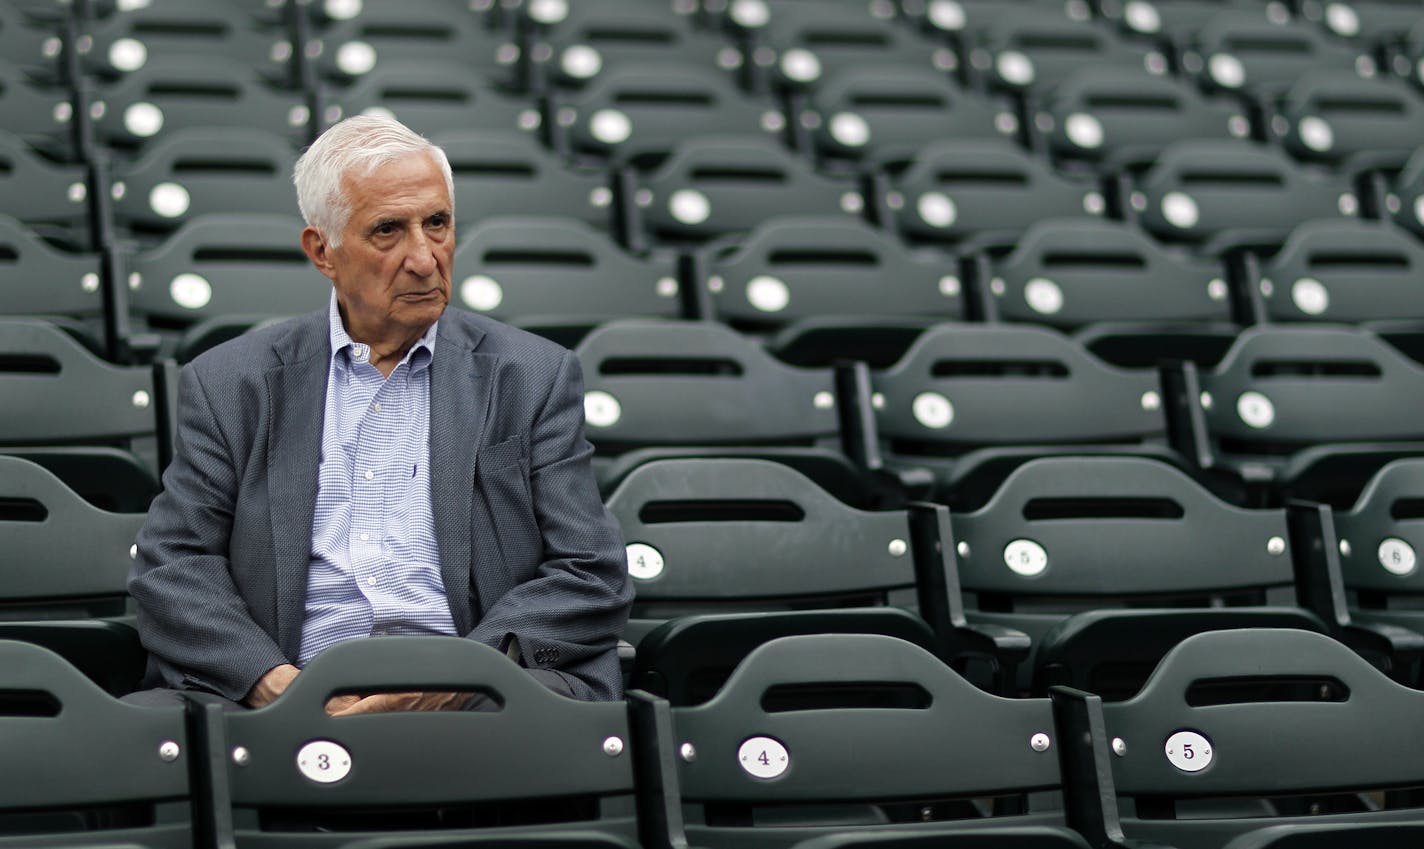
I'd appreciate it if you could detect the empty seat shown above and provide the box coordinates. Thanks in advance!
[309,0,517,88]
[0,214,104,323]
[0,455,147,695]
[1270,70,1424,169]
[948,455,1330,697]
[970,16,1165,98]
[631,633,1092,849]
[633,135,861,246]
[704,215,965,330]
[1075,629,1424,849]
[451,216,683,329]
[0,131,89,234]
[888,139,1106,250]
[986,217,1235,328]
[110,127,300,236]
[0,2,60,77]
[1128,140,1358,251]
[193,637,640,848]
[868,323,1173,504]
[319,63,538,139]
[77,0,294,83]
[436,130,615,232]
[561,63,783,165]
[0,640,192,846]
[121,214,329,358]
[1255,219,1424,324]
[1385,145,1424,240]
[91,56,309,152]
[1299,0,1424,50]
[1095,0,1281,49]
[1184,10,1371,102]
[0,59,76,158]
[1037,66,1247,170]
[803,66,1013,165]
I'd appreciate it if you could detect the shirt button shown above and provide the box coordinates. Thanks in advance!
[359,533,370,541]
[364,470,374,481]
[367,576,378,587]
[374,402,382,412]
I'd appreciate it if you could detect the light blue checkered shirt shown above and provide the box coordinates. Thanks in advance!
[298,292,456,665]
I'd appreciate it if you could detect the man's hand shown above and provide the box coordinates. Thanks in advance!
[244,663,300,708]
[327,691,472,715]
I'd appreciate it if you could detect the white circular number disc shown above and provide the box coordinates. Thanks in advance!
[584,390,622,428]
[1164,730,1213,772]
[1004,539,1048,577]
[626,543,665,580]
[738,736,790,779]
[1379,538,1417,577]
[296,740,352,784]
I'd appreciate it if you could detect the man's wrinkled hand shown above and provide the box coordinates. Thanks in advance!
[327,690,472,715]
[323,694,363,715]
[245,663,300,708]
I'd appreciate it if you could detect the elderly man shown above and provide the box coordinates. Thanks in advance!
[127,115,632,712]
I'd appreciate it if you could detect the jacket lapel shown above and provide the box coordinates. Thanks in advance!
[265,315,329,659]
[430,315,492,635]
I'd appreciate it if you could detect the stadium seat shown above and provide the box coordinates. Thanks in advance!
[887,139,1107,250]
[1183,10,1372,102]
[436,130,616,233]
[867,322,1175,506]
[109,127,300,236]
[119,214,329,360]
[1296,0,1424,53]
[1035,66,1248,170]
[630,633,1094,849]
[76,0,295,84]
[1061,629,1424,849]
[1094,0,1280,51]
[90,56,310,152]
[0,1,61,78]
[451,216,683,331]
[0,455,147,695]
[803,66,1013,165]
[0,640,192,846]
[560,63,784,165]
[0,58,76,158]
[0,131,90,235]
[1127,140,1358,252]
[308,0,518,89]
[704,215,965,331]
[0,214,104,324]
[969,16,1165,98]
[192,636,641,848]
[985,217,1236,328]
[1254,218,1424,324]
[1384,145,1424,240]
[1269,70,1424,169]
[632,135,862,247]
[318,62,539,139]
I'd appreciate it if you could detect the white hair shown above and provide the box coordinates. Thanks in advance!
[293,114,454,247]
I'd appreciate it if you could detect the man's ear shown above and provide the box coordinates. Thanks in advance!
[301,225,338,281]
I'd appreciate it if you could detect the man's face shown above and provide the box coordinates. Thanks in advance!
[305,153,454,346]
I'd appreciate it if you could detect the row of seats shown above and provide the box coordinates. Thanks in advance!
[2,627,1424,849]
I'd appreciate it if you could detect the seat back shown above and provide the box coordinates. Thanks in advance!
[1257,219,1424,324]
[438,130,613,232]
[321,63,535,137]
[0,214,103,319]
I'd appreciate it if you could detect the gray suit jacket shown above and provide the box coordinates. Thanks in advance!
[129,309,632,701]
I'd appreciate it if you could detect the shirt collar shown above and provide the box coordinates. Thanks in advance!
[327,289,438,373]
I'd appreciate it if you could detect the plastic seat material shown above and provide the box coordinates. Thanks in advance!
[526,0,738,91]
[0,2,61,77]
[1296,0,1424,50]
[122,214,330,340]
[0,58,76,158]
[310,0,518,89]
[1385,145,1424,241]
[868,322,1173,505]
[633,135,861,247]
[1129,140,1359,252]
[987,217,1235,329]
[1093,629,1424,849]
[1036,66,1248,171]
[0,640,192,847]
[434,130,614,234]
[887,139,1107,251]
[110,127,300,236]
[604,458,926,646]
[1184,10,1373,103]
[704,215,965,331]
[561,63,784,166]
[1094,0,1280,51]
[898,0,1089,48]
[451,216,682,330]
[970,16,1167,98]
[0,214,104,322]
[0,131,90,233]
[1255,218,1424,324]
[91,56,310,153]
[631,633,1084,849]
[804,66,1014,165]
[1270,70,1424,170]
[320,62,540,140]
[77,0,294,84]
[197,637,640,849]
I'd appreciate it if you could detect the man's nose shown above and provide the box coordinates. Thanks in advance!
[404,231,437,276]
